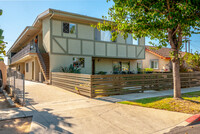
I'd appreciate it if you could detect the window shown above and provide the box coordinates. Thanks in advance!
[26,63,29,72]
[122,62,130,71]
[63,23,76,34]
[126,34,139,45]
[137,61,142,69]
[101,31,112,42]
[113,62,121,72]
[73,58,85,68]
[95,28,115,42]
[113,61,130,72]
[150,60,158,69]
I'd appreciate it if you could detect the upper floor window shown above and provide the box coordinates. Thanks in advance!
[126,34,139,45]
[63,23,76,34]
[95,29,115,42]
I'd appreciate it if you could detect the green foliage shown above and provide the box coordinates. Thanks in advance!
[94,0,200,98]
[97,71,107,75]
[183,51,200,71]
[60,64,81,73]
[95,0,200,53]
[144,68,154,73]
[119,91,200,114]
[0,9,6,59]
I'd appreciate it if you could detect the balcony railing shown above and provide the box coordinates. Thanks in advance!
[11,44,36,64]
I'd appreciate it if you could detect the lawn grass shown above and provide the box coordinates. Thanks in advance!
[118,91,200,114]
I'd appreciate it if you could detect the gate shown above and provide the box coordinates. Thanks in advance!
[6,68,25,105]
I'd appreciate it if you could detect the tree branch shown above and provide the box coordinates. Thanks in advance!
[172,24,180,36]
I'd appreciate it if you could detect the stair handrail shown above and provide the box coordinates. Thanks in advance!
[35,44,47,73]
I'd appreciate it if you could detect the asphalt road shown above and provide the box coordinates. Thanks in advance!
[166,123,200,134]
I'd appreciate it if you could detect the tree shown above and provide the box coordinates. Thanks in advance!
[183,51,200,71]
[95,0,200,99]
[0,9,6,61]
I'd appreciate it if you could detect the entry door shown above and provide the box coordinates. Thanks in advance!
[32,62,34,80]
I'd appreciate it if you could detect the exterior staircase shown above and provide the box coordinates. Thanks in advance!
[41,53,50,80]
[35,45,50,83]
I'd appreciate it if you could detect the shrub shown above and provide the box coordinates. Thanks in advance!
[144,68,154,73]
[60,64,81,73]
[97,71,107,75]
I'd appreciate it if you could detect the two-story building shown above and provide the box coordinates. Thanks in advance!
[7,9,145,83]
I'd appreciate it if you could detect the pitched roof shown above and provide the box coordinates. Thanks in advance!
[145,46,186,59]
[145,46,173,59]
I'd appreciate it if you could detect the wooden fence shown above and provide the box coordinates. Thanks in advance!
[51,72,200,98]
[52,72,92,97]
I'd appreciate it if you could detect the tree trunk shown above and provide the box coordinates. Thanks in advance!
[172,56,181,99]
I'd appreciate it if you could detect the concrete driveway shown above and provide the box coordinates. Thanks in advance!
[25,81,192,134]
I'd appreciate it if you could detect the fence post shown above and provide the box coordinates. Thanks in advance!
[22,74,25,106]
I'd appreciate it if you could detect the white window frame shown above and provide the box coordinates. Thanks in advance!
[150,59,159,69]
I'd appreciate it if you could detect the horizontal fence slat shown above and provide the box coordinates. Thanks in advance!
[51,72,200,98]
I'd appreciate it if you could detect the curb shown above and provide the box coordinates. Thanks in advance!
[175,114,200,127]
[184,114,200,125]
[154,115,200,134]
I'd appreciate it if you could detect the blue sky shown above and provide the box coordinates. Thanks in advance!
[1,0,200,63]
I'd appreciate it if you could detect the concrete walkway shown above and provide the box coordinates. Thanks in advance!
[3,81,200,134]
[99,86,200,102]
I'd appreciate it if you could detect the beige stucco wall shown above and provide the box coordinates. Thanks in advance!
[34,57,40,81]
[16,63,25,75]
[141,51,171,71]
[24,57,40,81]
[42,17,51,53]
[78,24,94,40]
[50,54,92,74]
[94,58,137,74]
[0,61,7,89]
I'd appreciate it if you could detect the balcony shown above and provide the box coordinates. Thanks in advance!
[11,44,36,64]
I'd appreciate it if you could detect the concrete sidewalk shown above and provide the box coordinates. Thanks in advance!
[22,81,199,134]
[98,86,200,102]
[0,106,35,121]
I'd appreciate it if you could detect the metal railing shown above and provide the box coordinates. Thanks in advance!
[11,44,36,64]
[6,68,25,106]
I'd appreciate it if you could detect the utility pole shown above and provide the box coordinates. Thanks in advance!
[183,36,188,52]
[188,40,190,53]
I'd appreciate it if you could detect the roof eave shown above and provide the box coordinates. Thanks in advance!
[146,49,171,60]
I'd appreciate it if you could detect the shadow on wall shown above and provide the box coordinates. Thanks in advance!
[0,61,6,89]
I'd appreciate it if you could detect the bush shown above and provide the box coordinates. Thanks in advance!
[60,64,81,73]
[144,68,154,74]
[97,71,107,75]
